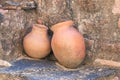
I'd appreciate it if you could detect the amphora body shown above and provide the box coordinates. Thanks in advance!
[51,20,86,68]
[23,24,51,59]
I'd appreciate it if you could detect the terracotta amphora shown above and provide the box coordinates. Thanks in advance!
[23,23,51,59]
[50,20,86,69]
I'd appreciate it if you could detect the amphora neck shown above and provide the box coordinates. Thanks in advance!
[32,24,48,33]
[51,20,74,32]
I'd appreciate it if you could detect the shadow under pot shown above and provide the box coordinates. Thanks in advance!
[50,20,86,69]
[23,24,51,59]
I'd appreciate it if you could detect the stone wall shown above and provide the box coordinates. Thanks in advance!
[0,0,120,63]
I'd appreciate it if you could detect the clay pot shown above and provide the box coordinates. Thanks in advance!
[118,18,120,28]
[51,20,86,69]
[23,24,51,59]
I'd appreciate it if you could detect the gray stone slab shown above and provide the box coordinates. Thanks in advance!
[0,59,116,80]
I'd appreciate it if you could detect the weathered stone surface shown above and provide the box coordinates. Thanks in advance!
[71,0,120,61]
[0,0,37,61]
[0,74,25,80]
[0,0,120,79]
[112,0,120,15]
[35,0,72,26]
[0,59,117,80]
[0,0,119,62]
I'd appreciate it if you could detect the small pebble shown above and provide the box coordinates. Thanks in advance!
[0,59,12,67]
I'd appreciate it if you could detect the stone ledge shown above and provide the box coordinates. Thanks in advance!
[0,59,117,80]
